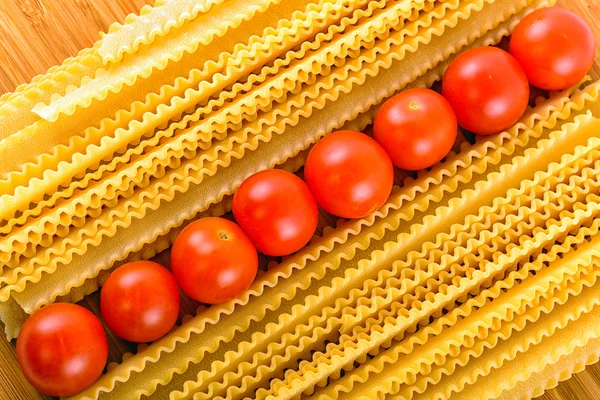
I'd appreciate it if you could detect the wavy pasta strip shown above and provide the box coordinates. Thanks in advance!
[411,256,600,400]
[497,332,600,400]
[0,46,101,140]
[342,267,600,400]
[98,0,226,64]
[392,249,600,399]
[270,213,600,400]
[33,0,288,122]
[0,0,548,303]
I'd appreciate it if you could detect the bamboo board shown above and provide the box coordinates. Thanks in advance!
[0,0,599,399]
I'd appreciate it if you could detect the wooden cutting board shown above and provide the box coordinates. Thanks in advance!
[0,1,599,399]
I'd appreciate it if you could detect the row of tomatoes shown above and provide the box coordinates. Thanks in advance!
[15,7,595,397]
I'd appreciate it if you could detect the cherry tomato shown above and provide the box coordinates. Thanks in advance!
[170,217,258,304]
[442,46,530,135]
[510,7,595,91]
[233,170,318,256]
[304,130,394,219]
[100,260,180,343]
[16,303,108,397]
[374,88,457,170]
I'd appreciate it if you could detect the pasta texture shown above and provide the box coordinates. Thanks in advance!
[5,0,600,399]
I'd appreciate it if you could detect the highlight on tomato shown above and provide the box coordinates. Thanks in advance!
[100,260,180,343]
[233,169,319,257]
[170,217,258,304]
[442,46,530,135]
[304,130,394,219]
[374,88,457,170]
[16,303,108,397]
[510,7,595,91]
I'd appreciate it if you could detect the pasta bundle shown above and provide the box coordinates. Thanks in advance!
[0,0,550,338]
[4,0,599,399]
[69,80,600,399]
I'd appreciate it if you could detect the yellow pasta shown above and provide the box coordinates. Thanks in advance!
[98,0,227,64]
[63,92,600,399]
[1,0,550,313]
[4,1,600,399]
[0,0,318,210]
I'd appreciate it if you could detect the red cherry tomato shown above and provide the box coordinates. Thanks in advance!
[442,46,530,135]
[16,303,108,397]
[100,260,180,343]
[232,169,318,256]
[374,88,457,170]
[171,217,258,304]
[510,7,595,91]
[304,130,394,219]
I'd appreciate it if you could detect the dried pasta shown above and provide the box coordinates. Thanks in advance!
[3,1,599,400]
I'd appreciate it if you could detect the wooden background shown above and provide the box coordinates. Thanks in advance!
[0,0,599,399]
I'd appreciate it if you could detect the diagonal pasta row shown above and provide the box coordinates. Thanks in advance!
[312,191,600,399]
[0,0,332,206]
[309,227,600,398]
[260,114,600,399]
[423,275,600,400]
[0,0,429,251]
[496,329,600,400]
[32,0,288,122]
[0,45,102,140]
[277,209,600,397]
[0,0,388,233]
[65,83,598,399]
[0,0,228,138]
[173,140,600,400]
[327,232,600,400]
[337,160,600,343]
[0,3,543,316]
[336,139,600,330]
[0,0,556,322]
[0,0,426,279]
[98,0,227,64]
[0,0,175,123]
[170,99,600,400]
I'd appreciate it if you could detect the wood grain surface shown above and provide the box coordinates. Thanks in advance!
[0,1,599,399]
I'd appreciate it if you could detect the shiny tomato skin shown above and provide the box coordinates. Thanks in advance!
[232,170,318,256]
[442,46,530,135]
[304,130,394,219]
[510,7,595,90]
[170,217,258,304]
[16,303,108,397]
[100,260,180,343]
[374,88,457,170]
